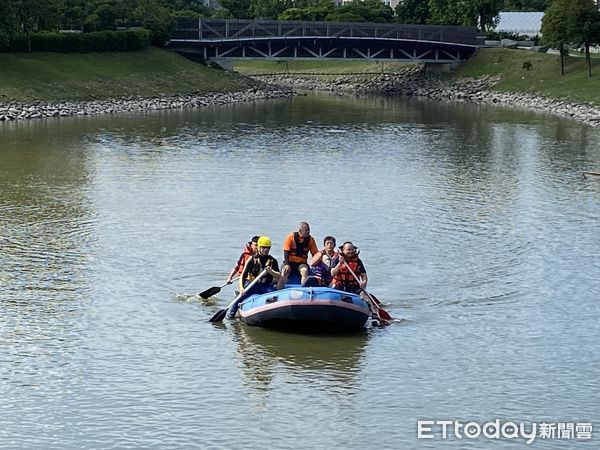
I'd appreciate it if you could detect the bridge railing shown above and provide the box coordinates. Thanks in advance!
[171,19,477,46]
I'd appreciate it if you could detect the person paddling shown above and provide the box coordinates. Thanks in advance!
[238,236,281,293]
[228,236,281,318]
[331,241,368,294]
[225,236,259,285]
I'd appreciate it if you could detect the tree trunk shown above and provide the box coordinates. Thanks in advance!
[586,42,592,77]
[24,23,31,53]
[560,43,564,76]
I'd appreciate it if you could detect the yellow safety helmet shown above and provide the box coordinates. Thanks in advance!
[257,236,272,248]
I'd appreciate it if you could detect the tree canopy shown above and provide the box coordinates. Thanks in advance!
[542,0,600,76]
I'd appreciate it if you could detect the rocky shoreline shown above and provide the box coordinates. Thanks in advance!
[250,67,600,128]
[2,67,600,127]
[0,84,294,122]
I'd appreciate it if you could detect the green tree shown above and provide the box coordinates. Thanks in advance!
[219,0,253,18]
[566,0,600,77]
[428,0,500,30]
[62,0,87,30]
[279,5,334,21]
[501,0,550,11]
[0,0,18,46]
[427,0,466,26]
[250,0,291,20]
[134,0,172,45]
[395,0,429,25]
[14,0,63,51]
[325,0,394,23]
[470,0,502,32]
[541,0,570,75]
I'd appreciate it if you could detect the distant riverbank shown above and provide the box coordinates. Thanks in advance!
[0,48,294,122]
[237,49,600,128]
[2,47,600,125]
[0,86,293,121]
[249,67,600,127]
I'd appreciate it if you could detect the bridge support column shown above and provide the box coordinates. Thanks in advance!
[424,63,461,74]
[210,59,234,71]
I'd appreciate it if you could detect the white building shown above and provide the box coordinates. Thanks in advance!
[495,12,544,38]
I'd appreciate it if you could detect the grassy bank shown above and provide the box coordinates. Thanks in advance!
[0,47,254,103]
[236,49,600,106]
[3,47,600,106]
[450,47,600,105]
[234,60,417,75]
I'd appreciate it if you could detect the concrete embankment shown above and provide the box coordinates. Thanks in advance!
[250,67,600,128]
[0,84,294,122]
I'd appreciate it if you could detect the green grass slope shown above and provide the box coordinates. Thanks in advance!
[0,47,253,103]
[451,47,600,105]
[234,60,416,75]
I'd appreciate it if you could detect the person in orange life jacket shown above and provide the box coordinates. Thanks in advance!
[330,241,368,295]
[306,235,338,287]
[225,235,259,284]
[228,236,281,319]
[277,221,319,289]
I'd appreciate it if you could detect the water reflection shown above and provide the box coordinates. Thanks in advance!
[231,322,368,392]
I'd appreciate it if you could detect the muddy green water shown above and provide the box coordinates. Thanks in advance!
[1,95,599,449]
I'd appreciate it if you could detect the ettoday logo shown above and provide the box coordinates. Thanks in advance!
[417,420,593,444]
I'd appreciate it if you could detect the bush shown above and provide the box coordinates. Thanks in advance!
[0,30,152,53]
[487,31,534,42]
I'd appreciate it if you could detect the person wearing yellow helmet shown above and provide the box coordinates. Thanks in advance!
[228,236,280,319]
[233,235,281,309]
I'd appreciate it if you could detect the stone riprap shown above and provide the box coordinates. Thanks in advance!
[0,85,294,122]
[250,67,600,127]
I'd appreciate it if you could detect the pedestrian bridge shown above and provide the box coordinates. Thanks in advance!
[168,19,478,65]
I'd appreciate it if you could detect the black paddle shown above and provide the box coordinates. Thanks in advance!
[208,269,268,323]
[582,171,600,179]
[342,261,393,323]
[199,277,238,299]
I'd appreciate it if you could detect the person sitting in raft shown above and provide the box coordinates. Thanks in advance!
[228,236,281,319]
[330,241,368,297]
[306,235,338,287]
[225,235,259,285]
[277,221,319,288]
[238,236,281,296]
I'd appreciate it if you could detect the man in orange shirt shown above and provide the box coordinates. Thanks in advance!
[278,221,319,288]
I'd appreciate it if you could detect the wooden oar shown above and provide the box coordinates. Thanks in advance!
[208,269,268,323]
[582,171,600,179]
[199,277,238,299]
[342,261,393,323]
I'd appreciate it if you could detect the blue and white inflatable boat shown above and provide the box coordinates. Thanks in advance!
[238,285,372,332]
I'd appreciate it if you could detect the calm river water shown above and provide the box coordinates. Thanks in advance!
[1,95,599,449]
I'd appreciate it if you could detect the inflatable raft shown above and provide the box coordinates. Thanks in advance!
[238,285,372,332]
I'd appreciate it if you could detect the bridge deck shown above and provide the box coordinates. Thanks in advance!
[168,19,478,64]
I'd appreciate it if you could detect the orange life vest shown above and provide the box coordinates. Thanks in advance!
[289,232,310,264]
[332,256,362,290]
[234,243,254,275]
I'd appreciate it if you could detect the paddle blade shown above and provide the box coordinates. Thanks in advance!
[199,286,221,299]
[370,293,383,306]
[378,307,393,322]
[208,308,228,323]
